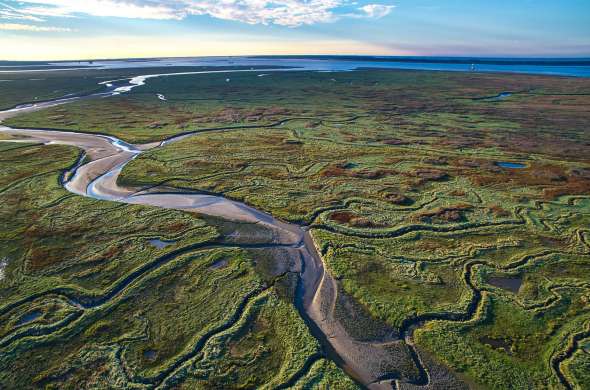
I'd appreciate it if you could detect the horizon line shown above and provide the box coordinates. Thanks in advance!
[2,54,590,64]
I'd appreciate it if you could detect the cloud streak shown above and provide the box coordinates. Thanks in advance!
[1,0,395,27]
[359,4,394,19]
[0,22,71,31]
[0,1,45,21]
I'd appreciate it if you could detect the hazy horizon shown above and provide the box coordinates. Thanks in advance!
[3,54,590,64]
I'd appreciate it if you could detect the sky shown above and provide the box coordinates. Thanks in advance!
[0,0,589,61]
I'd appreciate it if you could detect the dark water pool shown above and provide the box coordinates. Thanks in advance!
[18,310,42,326]
[480,335,513,353]
[209,259,229,269]
[143,350,157,360]
[149,239,176,249]
[476,92,513,101]
[488,92,513,101]
[488,275,522,294]
[496,161,527,169]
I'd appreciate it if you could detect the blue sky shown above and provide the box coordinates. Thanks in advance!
[1,0,589,60]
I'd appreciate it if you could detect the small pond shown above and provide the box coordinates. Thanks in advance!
[149,239,176,249]
[209,259,229,270]
[143,350,157,360]
[488,275,523,294]
[479,336,513,354]
[495,161,527,169]
[489,92,513,101]
[476,92,513,102]
[18,310,42,326]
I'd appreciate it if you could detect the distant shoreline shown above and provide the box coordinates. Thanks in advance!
[2,55,590,67]
[1,55,589,78]
[250,55,590,66]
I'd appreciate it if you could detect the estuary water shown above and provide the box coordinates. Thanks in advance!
[3,56,590,78]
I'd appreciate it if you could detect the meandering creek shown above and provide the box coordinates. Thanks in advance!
[0,71,415,389]
[3,68,582,390]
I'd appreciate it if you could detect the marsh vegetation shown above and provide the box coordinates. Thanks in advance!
[1,68,590,389]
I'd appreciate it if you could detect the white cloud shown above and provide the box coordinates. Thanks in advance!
[1,1,397,27]
[0,22,71,31]
[0,9,44,21]
[184,0,343,27]
[15,0,182,20]
[0,1,45,21]
[359,4,394,19]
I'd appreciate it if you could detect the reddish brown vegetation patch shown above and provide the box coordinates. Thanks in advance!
[147,121,168,129]
[495,133,590,159]
[382,138,409,146]
[453,159,495,169]
[320,165,348,178]
[167,221,191,233]
[382,192,414,205]
[463,162,590,200]
[182,160,227,171]
[412,203,472,224]
[409,169,450,183]
[570,168,590,180]
[487,205,511,218]
[329,211,378,228]
[438,137,488,150]
[330,211,355,224]
[352,169,394,180]
[543,178,590,199]
[422,156,448,166]
[24,218,90,271]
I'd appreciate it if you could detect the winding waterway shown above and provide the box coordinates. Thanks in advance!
[0,70,415,389]
[4,68,581,389]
